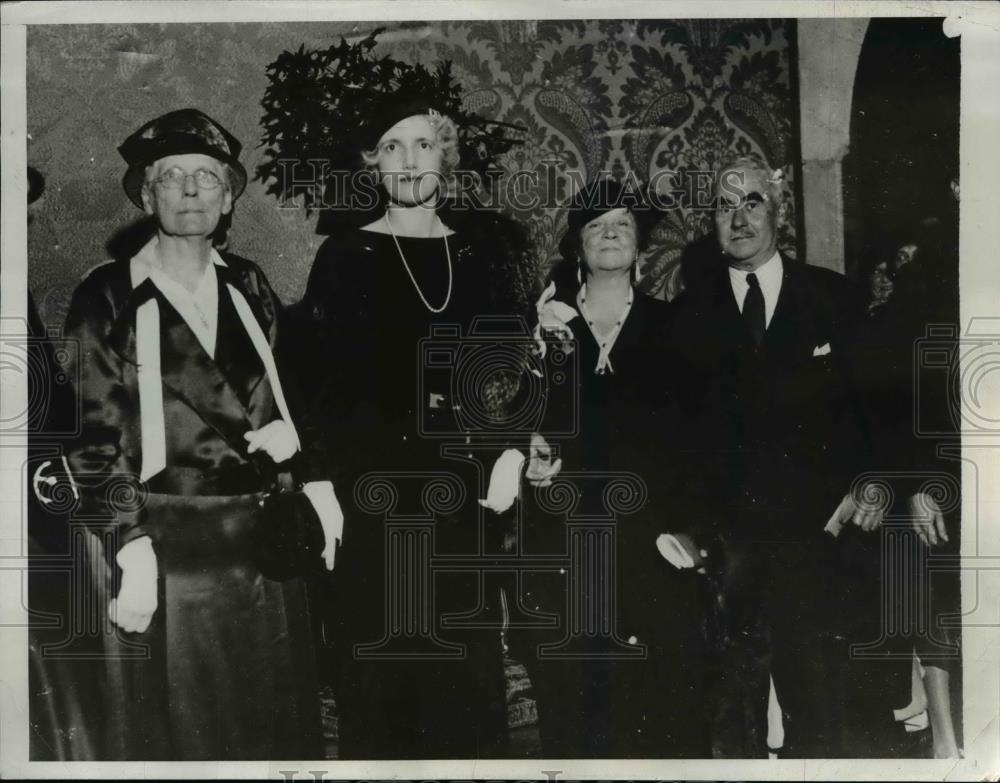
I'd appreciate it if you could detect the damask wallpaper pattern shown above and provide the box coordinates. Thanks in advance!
[26,20,798,327]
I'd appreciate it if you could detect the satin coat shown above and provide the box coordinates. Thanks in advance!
[63,250,322,760]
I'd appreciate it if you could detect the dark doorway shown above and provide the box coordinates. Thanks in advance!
[843,17,960,280]
[844,16,963,757]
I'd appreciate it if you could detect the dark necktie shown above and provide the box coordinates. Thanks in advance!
[743,272,766,346]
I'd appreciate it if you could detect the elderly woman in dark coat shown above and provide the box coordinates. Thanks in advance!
[63,109,340,760]
[515,179,713,758]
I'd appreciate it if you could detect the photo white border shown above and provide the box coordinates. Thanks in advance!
[2,1,998,779]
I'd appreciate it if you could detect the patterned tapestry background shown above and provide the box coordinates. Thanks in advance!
[26,20,799,328]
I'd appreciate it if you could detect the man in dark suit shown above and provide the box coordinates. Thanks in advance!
[665,155,884,757]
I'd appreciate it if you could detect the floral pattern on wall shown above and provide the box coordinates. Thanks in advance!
[26,19,797,326]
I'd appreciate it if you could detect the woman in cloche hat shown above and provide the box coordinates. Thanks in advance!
[515,178,714,758]
[62,108,341,760]
[289,73,531,757]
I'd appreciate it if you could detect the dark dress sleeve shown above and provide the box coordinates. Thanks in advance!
[641,300,724,549]
[63,274,147,550]
[242,259,330,486]
[822,268,881,480]
[527,266,582,448]
[288,235,377,495]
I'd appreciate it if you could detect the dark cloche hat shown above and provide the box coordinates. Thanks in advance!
[368,87,442,144]
[559,177,660,261]
[118,108,247,208]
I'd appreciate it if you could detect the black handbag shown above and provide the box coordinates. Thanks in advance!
[252,475,325,581]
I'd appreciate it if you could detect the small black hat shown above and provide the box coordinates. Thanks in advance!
[559,177,659,261]
[118,108,247,208]
[368,89,441,146]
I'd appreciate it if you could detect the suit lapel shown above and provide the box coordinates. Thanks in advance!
[705,254,810,360]
[215,262,277,431]
[214,276,267,412]
[763,258,812,359]
[116,241,282,456]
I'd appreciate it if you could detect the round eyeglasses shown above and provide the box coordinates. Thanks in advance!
[150,167,224,190]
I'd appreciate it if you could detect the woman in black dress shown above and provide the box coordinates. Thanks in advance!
[516,179,712,758]
[295,93,528,759]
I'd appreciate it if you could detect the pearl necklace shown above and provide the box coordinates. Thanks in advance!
[385,211,453,314]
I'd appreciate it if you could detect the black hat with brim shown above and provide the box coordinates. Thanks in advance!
[559,177,660,261]
[118,108,247,208]
[368,92,441,146]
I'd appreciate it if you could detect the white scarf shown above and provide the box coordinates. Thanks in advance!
[130,239,299,481]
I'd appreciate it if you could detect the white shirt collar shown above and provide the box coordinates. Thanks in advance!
[728,251,783,328]
[130,237,228,283]
[129,237,225,358]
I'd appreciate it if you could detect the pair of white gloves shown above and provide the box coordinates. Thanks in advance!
[479,441,949,572]
[113,435,698,633]
[653,487,950,572]
[478,436,708,571]
[110,420,344,634]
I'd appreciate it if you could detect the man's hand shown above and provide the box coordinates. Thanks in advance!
[525,433,562,488]
[656,533,708,573]
[824,483,886,537]
[302,481,344,570]
[109,536,158,634]
[908,491,949,547]
[244,420,299,464]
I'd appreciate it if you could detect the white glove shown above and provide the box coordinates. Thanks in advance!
[479,448,526,513]
[244,419,300,464]
[108,536,158,633]
[656,533,696,569]
[655,533,708,572]
[302,480,343,570]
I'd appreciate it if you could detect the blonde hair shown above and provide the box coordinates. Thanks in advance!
[361,112,461,175]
